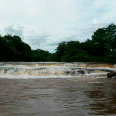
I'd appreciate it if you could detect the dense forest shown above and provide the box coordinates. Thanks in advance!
[0,35,54,61]
[0,24,116,63]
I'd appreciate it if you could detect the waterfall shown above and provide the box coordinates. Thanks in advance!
[0,62,115,78]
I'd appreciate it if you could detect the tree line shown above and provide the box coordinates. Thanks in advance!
[0,24,116,63]
[0,35,54,61]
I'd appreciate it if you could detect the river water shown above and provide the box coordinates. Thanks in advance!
[0,78,116,116]
[0,62,116,116]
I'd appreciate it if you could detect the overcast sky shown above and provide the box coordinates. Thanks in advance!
[0,0,116,52]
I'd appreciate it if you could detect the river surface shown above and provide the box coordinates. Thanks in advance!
[0,77,116,116]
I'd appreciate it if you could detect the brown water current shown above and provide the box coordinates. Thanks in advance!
[0,62,116,116]
[0,78,116,116]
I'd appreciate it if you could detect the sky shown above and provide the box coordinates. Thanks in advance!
[0,0,116,52]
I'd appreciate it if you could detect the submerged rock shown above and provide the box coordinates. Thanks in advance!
[107,72,116,78]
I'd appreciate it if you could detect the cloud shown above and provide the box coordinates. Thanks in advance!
[24,31,51,50]
[4,25,24,37]
[0,0,116,52]
[47,42,59,46]
[92,19,99,25]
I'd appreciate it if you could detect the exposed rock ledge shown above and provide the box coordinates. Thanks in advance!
[107,72,116,78]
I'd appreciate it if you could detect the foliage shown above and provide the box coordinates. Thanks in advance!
[55,24,116,63]
[0,23,116,63]
[0,35,53,61]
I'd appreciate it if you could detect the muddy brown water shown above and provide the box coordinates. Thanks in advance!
[0,77,116,116]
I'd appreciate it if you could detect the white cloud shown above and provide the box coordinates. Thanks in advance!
[95,0,105,7]
[23,30,52,51]
[93,19,99,25]
[4,25,24,37]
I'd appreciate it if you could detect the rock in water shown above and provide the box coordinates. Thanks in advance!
[107,72,116,78]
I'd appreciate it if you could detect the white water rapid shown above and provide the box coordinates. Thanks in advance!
[0,62,115,79]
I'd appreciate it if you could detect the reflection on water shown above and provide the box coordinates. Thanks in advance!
[0,78,116,116]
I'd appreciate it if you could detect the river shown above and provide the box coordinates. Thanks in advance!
[0,78,116,116]
[0,62,116,116]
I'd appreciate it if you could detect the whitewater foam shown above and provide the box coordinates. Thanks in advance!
[0,62,115,79]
